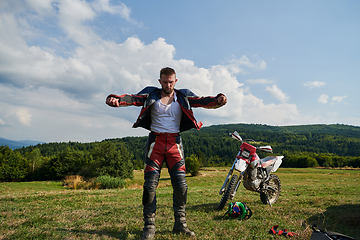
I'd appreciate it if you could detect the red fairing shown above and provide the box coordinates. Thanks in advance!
[260,156,278,168]
[241,142,256,157]
[236,142,258,164]
[250,153,260,163]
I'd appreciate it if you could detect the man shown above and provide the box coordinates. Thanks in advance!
[106,67,227,239]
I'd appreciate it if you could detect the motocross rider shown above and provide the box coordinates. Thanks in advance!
[106,67,227,239]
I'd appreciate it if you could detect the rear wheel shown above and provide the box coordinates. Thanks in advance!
[260,174,281,205]
[217,174,239,210]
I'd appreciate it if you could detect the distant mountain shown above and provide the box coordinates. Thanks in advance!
[0,137,45,150]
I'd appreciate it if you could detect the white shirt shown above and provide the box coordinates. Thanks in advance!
[150,92,182,133]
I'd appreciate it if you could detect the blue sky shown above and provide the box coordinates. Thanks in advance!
[0,0,359,143]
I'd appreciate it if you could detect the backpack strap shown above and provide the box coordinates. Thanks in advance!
[312,224,355,240]
[242,203,252,220]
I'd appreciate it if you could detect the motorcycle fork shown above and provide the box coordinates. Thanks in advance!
[230,172,244,200]
[219,149,244,195]
[219,170,233,195]
[219,160,237,195]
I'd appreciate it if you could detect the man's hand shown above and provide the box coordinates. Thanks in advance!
[217,94,227,106]
[106,96,120,107]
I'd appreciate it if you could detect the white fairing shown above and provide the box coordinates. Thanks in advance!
[271,156,284,172]
[235,158,248,172]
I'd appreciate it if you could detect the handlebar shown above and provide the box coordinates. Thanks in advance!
[230,131,273,153]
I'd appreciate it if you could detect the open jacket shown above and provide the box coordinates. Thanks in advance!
[107,86,225,132]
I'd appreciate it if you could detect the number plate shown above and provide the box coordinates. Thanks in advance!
[241,149,250,158]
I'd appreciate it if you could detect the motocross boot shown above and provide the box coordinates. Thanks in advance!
[141,173,160,240]
[171,172,195,237]
[140,218,155,240]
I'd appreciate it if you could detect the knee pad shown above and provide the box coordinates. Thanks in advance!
[143,173,159,206]
[171,172,188,200]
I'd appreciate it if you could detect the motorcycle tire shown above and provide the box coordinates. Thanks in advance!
[217,174,239,211]
[260,174,281,205]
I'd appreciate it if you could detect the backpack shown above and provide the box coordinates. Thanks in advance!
[224,202,252,220]
[310,224,355,240]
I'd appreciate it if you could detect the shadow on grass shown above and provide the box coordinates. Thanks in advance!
[187,202,229,221]
[57,228,178,239]
[307,204,360,240]
[188,202,218,212]
[57,228,143,239]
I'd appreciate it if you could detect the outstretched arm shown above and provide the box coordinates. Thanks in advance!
[189,93,227,109]
[105,94,147,107]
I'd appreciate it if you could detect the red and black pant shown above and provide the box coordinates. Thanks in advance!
[142,131,188,226]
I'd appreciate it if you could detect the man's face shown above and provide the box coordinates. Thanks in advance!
[159,74,177,95]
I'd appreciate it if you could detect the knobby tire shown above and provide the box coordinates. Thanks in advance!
[217,174,239,211]
[260,174,281,205]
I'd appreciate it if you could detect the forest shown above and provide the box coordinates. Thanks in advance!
[1,123,360,182]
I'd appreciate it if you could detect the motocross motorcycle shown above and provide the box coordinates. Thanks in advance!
[217,131,283,210]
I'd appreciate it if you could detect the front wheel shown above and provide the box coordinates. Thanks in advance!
[260,174,281,205]
[217,174,239,211]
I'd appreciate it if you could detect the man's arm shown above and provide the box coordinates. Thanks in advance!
[106,87,158,107]
[106,94,147,107]
[188,93,227,109]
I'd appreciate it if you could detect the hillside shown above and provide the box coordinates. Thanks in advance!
[0,138,44,150]
[14,123,360,169]
[183,123,360,138]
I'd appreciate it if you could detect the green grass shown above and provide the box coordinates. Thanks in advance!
[1,168,359,239]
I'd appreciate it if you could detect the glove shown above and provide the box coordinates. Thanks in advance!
[269,225,297,237]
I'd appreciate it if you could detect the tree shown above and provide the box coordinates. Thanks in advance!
[195,150,206,167]
[185,154,200,176]
[0,146,28,181]
[45,147,89,180]
[91,141,133,179]
[25,148,46,180]
[314,153,334,168]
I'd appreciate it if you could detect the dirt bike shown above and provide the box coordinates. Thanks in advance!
[217,131,283,210]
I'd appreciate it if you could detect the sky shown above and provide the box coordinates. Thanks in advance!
[0,0,359,143]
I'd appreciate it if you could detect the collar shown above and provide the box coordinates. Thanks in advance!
[173,91,177,102]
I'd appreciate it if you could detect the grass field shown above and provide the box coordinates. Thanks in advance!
[1,168,359,239]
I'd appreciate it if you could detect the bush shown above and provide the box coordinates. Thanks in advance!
[95,175,126,189]
[63,175,100,190]
[185,154,200,176]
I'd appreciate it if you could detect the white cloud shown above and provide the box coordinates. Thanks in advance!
[246,78,274,84]
[304,81,326,89]
[0,0,310,142]
[318,94,329,104]
[227,55,267,75]
[332,95,347,103]
[265,85,289,103]
[24,0,54,15]
[91,0,139,25]
[191,65,300,126]
[15,108,32,126]
[318,94,347,105]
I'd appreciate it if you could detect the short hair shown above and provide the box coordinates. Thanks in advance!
[160,67,176,78]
